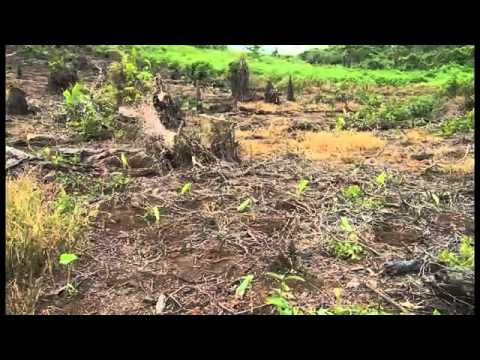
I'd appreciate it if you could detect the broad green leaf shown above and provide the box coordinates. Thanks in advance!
[340,216,354,233]
[266,296,290,309]
[265,272,284,281]
[59,253,78,266]
[376,171,386,186]
[235,274,254,298]
[237,198,251,212]
[297,179,309,195]
[180,181,192,195]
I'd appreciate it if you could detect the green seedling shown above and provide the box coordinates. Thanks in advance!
[376,171,387,187]
[438,235,474,270]
[119,153,129,169]
[180,181,192,195]
[238,198,252,212]
[433,309,442,315]
[235,274,254,299]
[265,272,305,315]
[144,206,163,224]
[297,179,309,196]
[431,193,440,207]
[342,185,362,202]
[340,216,354,234]
[329,239,364,261]
[336,116,346,131]
[59,253,79,297]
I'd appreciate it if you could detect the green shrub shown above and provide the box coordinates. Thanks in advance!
[438,236,474,269]
[329,239,364,261]
[441,110,474,136]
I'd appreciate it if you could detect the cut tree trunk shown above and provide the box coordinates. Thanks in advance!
[433,268,474,305]
[153,77,184,130]
[264,81,280,104]
[287,75,295,101]
[7,87,29,115]
[229,58,250,102]
[199,114,240,163]
[48,66,78,93]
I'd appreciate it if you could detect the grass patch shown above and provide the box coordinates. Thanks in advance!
[94,45,473,87]
[6,174,93,314]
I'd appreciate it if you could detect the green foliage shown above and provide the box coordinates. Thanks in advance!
[109,173,131,192]
[185,61,217,84]
[438,236,474,270]
[329,239,364,261]
[235,274,254,298]
[59,253,78,266]
[54,188,76,215]
[119,153,129,169]
[335,116,346,131]
[265,272,305,315]
[299,45,474,70]
[342,185,362,202]
[63,83,113,140]
[238,198,252,212]
[180,181,192,195]
[143,205,163,224]
[340,216,354,233]
[297,179,309,196]
[441,110,474,136]
[94,45,472,87]
[107,50,153,104]
[376,171,387,187]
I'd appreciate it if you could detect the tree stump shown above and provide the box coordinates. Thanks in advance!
[229,58,250,102]
[7,87,29,115]
[287,75,295,101]
[48,66,78,93]
[153,77,184,130]
[196,82,203,113]
[199,115,240,163]
[264,81,280,104]
[433,268,474,305]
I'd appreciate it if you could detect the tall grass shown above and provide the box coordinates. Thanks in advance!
[6,174,93,314]
[95,45,473,87]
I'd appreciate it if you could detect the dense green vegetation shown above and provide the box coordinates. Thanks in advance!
[94,45,473,87]
[299,45,474,70]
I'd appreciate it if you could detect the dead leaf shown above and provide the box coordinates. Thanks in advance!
[155,294,167,314]
[346,278,361,289]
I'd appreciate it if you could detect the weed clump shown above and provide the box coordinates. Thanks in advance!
[6,174,93,314]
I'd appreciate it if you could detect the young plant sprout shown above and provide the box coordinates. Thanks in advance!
[180,181,192,195]
[59,253,79,297]
[237,198,251,212]
[235,274,254,299]
[297,179,309,196]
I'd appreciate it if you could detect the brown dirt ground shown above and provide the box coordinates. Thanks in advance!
[5,47,474,315]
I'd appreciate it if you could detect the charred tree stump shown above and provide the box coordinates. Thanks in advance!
[153,77,184,130]
[48,66,78,93]
[196,81,203,113]
[229,58,250,102]
[7,87,29,115]
[199,115,240,163]
[433,268,474,305]
[264,81,280,104]
[287,75,295,101]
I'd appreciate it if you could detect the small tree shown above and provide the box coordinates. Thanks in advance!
[246,45,263,58]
